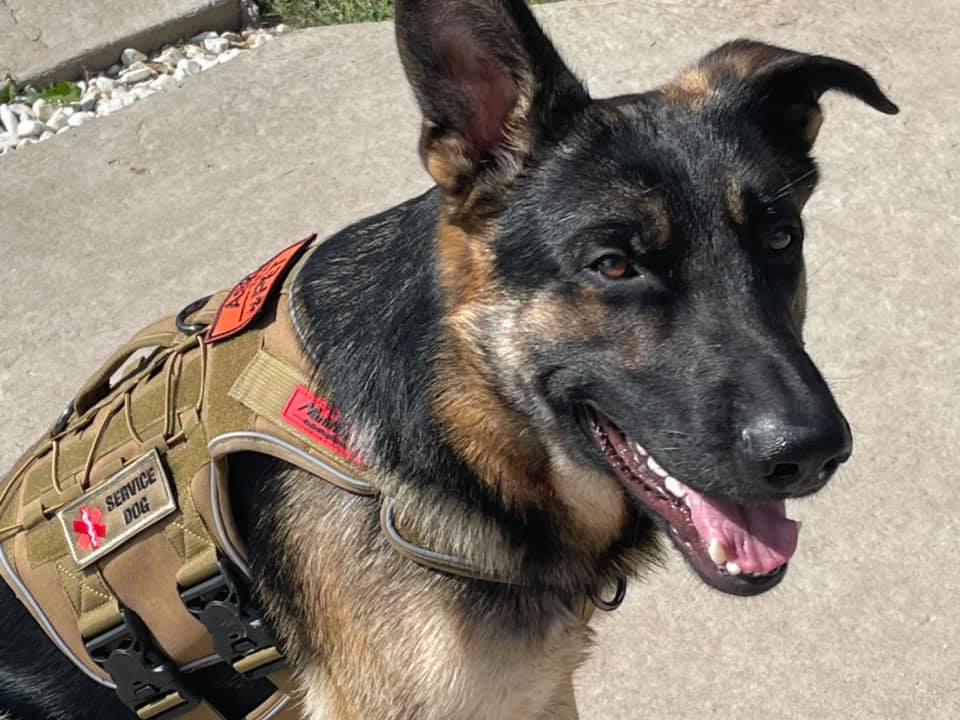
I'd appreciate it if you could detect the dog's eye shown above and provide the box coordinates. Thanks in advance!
[767,224,802,253]
[591,254,635,280]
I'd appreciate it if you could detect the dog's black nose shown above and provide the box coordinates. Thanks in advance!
[739,414,852,495]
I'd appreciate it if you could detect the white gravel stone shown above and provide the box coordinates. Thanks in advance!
[131,86,155,101]
[175,58,203,77]
[16,119,45,137]
[0,104,17,134]
[94,76,115,95]
[67,112,94,127]
[150,74,178,92]
[117,65,155,84]
[78,89,99,111]
[202,37,230,54]
[157,47,185,67]
[96,97,124,115]
[121,48,148,66]
[32,98,55,122]
[2,23,289,154]
[217,48,242,64]
[115,89,137,107]
[9,103,35,121]
[46,107,74,131]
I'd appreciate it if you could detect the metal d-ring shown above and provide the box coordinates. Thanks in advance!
[590,577,628,612]
[51,401,75,437]
[175,295,213,335]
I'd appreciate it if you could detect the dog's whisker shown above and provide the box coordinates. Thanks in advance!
[768,168,818,201]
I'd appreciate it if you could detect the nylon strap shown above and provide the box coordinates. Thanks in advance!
[139,697,224,720]
[56,562,123,638]
[227,348,362,479]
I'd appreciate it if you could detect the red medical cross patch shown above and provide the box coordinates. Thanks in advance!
[71,505,107,550]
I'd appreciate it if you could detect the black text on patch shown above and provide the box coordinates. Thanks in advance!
[56,449,177,569]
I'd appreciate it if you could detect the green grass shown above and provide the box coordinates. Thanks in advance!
[1,79,81,106]
[257,0,559,27]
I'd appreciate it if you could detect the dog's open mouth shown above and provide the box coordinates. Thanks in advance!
[584,408,799,596]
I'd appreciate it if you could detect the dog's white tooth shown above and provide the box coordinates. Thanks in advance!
[647,456,668,478]
[664,476,686,498]
[707,539,727,566]
[631,441,647,458]
[725,561,742,576]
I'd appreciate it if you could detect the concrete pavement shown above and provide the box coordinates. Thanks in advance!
[0,0,241,87]
[2,1,958,718]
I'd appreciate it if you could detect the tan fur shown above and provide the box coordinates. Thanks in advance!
[724,175,747,226]
[422,124,476,196]
[432,216,556,510]
[661,67,713,106]
[263,477,593,720]
[435,219,498,311]
[432,217,631,549]
[645,193,673,249]
[802,106,824,145]
[433,317,555,510]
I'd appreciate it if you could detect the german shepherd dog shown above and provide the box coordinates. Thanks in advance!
[0,1,897,718]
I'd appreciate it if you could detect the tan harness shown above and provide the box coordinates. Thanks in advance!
[0,236,619,720]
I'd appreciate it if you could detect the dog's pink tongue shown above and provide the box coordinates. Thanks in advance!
[685,488,799,574]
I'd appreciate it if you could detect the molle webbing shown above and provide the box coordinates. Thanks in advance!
[0,305,223,662]
[0,246,337,719]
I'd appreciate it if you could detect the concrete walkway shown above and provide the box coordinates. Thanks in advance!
[0,0,241,86]
[2,1,958,718]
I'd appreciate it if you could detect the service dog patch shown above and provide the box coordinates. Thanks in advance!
[56,450,177,569]
[207,234,316,343]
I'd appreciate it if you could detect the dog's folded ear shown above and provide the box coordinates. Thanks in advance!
[667,39,898,151]
[395,0,589,202]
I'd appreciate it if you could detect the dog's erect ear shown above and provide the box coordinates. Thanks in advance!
[670,39,898,150]
[395,0,589,201]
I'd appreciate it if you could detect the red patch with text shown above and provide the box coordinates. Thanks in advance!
[281,385,363,467]
[207,234,316,343]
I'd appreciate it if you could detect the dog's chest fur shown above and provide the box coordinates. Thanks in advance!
[246,471,591,720]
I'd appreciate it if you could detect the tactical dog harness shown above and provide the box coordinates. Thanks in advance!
[0,236,620,720]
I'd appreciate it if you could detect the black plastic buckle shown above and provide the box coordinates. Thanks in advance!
[85,607,201,719]
[180,558,285,680]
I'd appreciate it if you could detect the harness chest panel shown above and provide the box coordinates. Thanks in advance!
[0,235,365,720]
